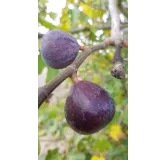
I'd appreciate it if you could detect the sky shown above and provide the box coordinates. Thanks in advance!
[38,0,66,34]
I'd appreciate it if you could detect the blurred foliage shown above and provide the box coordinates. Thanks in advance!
[38,0,128,160]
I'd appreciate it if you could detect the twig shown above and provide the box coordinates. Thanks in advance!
[109,0,126,79]
[109,0,122,45]
[38,23,128,39]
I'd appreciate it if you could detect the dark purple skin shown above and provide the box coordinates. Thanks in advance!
[40,30,79,69]
[65,81,115,135]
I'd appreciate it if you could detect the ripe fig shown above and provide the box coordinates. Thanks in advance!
[65,81,115,135]
[40,30,79,69]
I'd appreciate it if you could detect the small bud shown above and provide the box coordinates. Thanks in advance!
[111,61,125,79]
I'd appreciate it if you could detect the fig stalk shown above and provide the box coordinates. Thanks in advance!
[71,73,79,84]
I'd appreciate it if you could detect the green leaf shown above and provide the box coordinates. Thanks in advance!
[85,153,92,160]
[45,119,58,134]
[93,139,112,152]
[70,8,80,24]
[38,16,57,29]
[110,111,121,124]
[38,53,45,74]
[67,152,86,160]
[89,26,97,34]
[46,67,60,82]
[68,0,74,3]
[40,0,48,3]
[80,2,105,19]
[59,8,70,31]
[40,11,47,17]
[46,149,61,160]
[49,12,56,20]
[123,111,128,125]
[39,155,46,160]
[38,130,46,136]
[109,146,127,158]
[38,53,60,82]
[75,135,86,146]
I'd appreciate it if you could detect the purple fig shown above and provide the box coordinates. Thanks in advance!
[65,81,115,135]
[40,30,79,69]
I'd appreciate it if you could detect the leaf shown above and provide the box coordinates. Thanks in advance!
[45,119,58,134]
[89,26,97,34]
[46,67,60,82]
[91,155,105,160]
[70,8,80,24]
[40,11,47,17]
[38,130,46,136]
[59,8,70,31]
[109,124,126,141]
[107,111,121,124]
[123,111,128,125]
[38,53,60,82]
[75,135,86,146]
[80,2,105,19]
[108,145,127,159]
[68,0,74,3]
[38,54,46,74]
[93,139,112,152]
[49,12,56,20]
[39,155,46,160]
[38,16,57,29]
[67,152,86,160]
[46,149,61,160]
[40,0,48,3]
[85,153,92,160]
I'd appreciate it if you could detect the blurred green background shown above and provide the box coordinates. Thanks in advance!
[38,0,128,160]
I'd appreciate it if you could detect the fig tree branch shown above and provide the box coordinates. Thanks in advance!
[109,0,126,79]
[38,39,128,108]
[109,0,122,44]
[38,23,128,39]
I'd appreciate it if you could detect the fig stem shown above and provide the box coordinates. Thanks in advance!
[79,46,85,51]
[114,45,123,62]
[71,73,79,84]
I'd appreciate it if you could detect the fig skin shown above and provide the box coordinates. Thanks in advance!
[40,30,79,69]
[65,81,115,135]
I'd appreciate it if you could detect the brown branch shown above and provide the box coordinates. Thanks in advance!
[38,39,128,108]
[38,23,128,39]
[109,0,127,79]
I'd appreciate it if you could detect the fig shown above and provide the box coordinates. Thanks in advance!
[40,30,79,69]
[65,81,115,135]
